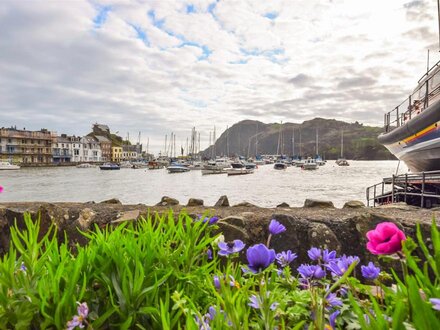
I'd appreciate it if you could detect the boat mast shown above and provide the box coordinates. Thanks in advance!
[292,127,295,156]
[255,122,258,157]
[438,0,440,50]
[316,128,319,156]
[341,130,344,158]
[226,125,229,156]
[299,128,302,157]
[164,134,167,157]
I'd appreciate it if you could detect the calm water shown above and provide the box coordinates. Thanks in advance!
[0,161,407,208]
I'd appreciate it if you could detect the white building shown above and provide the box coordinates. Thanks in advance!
[69,136,84,162]
[81,136,102,162]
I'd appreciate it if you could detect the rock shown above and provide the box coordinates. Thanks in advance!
[343,200,365,209]
[308,223,341,252]
[156,196,179,206]
[187,198,204,207]
[215,195,230,207]
[77,208,96,230]
[219,216,245,228]
[269,214,309,261]
[112,210,141,223]
[100,198,121,205]
[233,201,256,207]
[304,199,335,209]
[215,222,249,243]
[277,202,290,208]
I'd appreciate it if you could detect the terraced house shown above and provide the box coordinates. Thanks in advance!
[0,127,56,164]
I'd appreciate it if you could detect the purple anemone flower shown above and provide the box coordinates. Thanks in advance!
[297,264,326,279]
[329,310,340,328]
[206,249,212,260]
[269,219,286,235]
[276,250,297,267]
[430,298,440,311]
[326,293,343,307]
[218,240,245,256]
[326,255,359,277]
[249,295,261,309]
[19,262,27,273]
[213,275,221,289]
[67,302,89,330]
[322,249,337,263]
[361,262,380,280]
[246,243,276,273]
[308,247,321,261]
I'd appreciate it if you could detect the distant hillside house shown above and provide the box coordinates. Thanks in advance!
[92,123,110,136]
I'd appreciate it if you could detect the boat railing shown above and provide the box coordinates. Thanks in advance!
[384,65,440,133]
[367,170,440,207]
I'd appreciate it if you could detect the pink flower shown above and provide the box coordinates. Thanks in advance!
[0,185,3,193]
[366,222,406,255]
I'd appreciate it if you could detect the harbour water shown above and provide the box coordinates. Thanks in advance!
[0,161,407,208]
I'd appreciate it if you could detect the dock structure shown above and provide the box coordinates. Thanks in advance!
[366,170,440,208]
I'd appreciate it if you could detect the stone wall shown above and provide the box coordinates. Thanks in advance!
[0,199,439,270]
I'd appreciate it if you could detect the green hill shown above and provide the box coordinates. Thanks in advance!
[202,118,394,160]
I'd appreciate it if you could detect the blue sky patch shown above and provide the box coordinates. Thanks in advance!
[240,47,287,64]
[93,5,111,28]
[148,10,165,29]
[129,24,150,46]
[264,12,278,20]
[186,4,196,14]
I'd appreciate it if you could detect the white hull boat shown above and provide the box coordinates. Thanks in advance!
[0,161,20,170]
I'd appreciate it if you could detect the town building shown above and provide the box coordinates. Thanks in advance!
[81,136,102,162]
[69,136,84,162]
[94,136,111,161]
[122,144,140,160]
[53,134,73,163]
[111,146,123,162]
[0,127,56,164]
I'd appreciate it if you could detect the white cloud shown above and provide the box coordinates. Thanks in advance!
[0,0,438,153]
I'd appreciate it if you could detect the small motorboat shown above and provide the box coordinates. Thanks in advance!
[0,161,20,170]
[119,161,133,168]
[148,160,165,169]
[99,163,120,170]
[302,157,319,170]
[225,161,254,175]
[167,163,190,173]
[336,158,350,166]
[274,161,287,170]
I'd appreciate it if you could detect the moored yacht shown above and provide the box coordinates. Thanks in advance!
[302,157,319,170]
[99,163,120,170]
[0,161,20,170]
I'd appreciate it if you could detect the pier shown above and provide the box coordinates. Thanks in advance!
[366,170,440,208]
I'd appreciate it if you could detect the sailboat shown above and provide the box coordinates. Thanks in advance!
[315,128,326,166]
[336,130,349,166]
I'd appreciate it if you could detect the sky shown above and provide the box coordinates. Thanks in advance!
[0,0,438,153]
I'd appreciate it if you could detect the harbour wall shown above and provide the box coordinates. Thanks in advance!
[0,198,438,270]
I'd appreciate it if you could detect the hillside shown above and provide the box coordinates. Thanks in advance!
[202,118,394,160]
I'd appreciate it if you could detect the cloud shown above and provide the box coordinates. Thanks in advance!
[0,0,438,152]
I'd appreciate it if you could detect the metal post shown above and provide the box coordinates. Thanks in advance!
[409,95,412,119]
[373,185,376,207]
[396,108,400,127]
[404,173,408,203]
[391,175,395,203]
[421,172,425,207]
